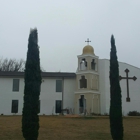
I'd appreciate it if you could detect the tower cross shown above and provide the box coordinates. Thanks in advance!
[85,38,91,45]
[119,68,137,102]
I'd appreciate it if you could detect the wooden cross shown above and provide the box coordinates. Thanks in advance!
[85,38,91,45]
[119,69,137,102]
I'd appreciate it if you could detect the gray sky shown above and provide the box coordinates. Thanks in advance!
[0,0,140,72]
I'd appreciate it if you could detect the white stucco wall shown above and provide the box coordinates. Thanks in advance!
[1,58,140,116]
[40,77,75,115]
[63,78,75,111]
[99,59,140,116]
[98,60,107,115]
[0,76,75,115]
[0,77,24,115]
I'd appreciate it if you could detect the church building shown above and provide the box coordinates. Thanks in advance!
[0,42,140,116]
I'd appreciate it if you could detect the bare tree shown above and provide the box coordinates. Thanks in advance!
[0,58,25,72]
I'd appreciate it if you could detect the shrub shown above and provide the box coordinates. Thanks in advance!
[128,111,140,116]
[104,113,109,116]
[91,112,101,116]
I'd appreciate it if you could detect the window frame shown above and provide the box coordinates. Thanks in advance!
[12,79,20,92]
[56,80,62,92]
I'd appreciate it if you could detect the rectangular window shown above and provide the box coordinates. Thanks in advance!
[56,80,62,92]
[13,79,20,92]
[11,100,18,113]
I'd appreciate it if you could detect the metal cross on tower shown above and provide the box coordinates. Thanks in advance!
[119,68,137,102]
[85,38,91,45]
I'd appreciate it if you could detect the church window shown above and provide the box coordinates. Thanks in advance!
[11,100,18,113]
[80,76,87,88]
[56,80,62,92]
[13,79,20,92]
[91,59,96,70]
[80,59,87,70]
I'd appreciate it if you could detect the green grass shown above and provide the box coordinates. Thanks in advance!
[0,116,140,140]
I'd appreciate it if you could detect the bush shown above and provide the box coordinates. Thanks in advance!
[91,112,101,116]
[103,113,109,116]
[128,111,140,116]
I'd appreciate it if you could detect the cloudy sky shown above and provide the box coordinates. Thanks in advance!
[0,0,140,72]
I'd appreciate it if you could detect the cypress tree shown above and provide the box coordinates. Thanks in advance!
[109,35,123,140]
[22,28,42,140]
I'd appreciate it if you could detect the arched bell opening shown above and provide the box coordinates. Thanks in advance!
[91,59,96,70]
[80,58,87,70]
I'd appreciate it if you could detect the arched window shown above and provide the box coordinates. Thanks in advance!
[91,59,96,70]
[80,59,87,70]
[80,76,87,88]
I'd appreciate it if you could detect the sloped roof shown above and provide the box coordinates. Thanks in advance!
[0,72,76,78]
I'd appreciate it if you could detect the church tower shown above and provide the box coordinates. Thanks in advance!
[74,39,100,114]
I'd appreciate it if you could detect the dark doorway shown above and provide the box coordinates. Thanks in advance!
[79,95,86,113]
[55,100,62,113]
[11,100,18,113]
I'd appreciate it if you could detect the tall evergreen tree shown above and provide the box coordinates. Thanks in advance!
[22,28,42,140]
[109,35,123,140]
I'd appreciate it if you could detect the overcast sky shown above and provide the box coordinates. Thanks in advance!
[0,0,140,72]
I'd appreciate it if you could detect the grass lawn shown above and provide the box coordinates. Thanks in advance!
[0,115,140,140]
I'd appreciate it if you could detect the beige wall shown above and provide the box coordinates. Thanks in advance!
[78,55,98,72]
[75,53,100,114]
[76,73,99,91]
[74,93,100,114]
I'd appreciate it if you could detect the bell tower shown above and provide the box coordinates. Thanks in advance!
[74,39,100,115]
